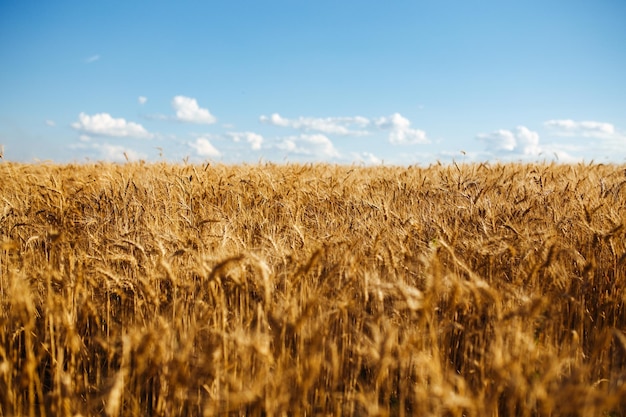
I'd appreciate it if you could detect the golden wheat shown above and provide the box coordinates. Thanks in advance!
[1,161,626,416]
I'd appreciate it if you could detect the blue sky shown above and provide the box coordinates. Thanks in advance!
[1,0,625,164]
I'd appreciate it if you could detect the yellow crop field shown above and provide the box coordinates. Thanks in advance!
[1,161,626,416]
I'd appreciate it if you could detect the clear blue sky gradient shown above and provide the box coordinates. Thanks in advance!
[1,0,625,164]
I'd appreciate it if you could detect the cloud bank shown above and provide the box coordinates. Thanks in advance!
[65,96,625,165]
[260,113,370,136]
[476,126,541,156]
[227,132,264,150]
[69,140,146,162]
[374,113,429,145]
[260,112,430,145]
[277,134,340,158]
[544,119,617,138]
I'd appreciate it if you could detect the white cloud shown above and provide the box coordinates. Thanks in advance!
[543,119,626,161]
[476,129,517,152]
[70,141,146,162]
[45,120,55,127]
[85,55,100,63]
[71,113,153,139]
[260,112,430,145]
[227,132,264,150]
[189,137,221,158]
[79,135,91,142]
[138,96,148,105]
[306,134,340,157]
[172,96,217,124]
[476,120,626,162]
[352,151,382,165]
[373,113,409,130]
[277,139,298,153]
[277,134,340,158]
[95,143,145,162]
[374,113,430,145]
[536,145,580,163]
[260,113,371,136]
[260,113,289,127]
[477,126,542,157]
[544,119,616,138]
[515,126,541,155]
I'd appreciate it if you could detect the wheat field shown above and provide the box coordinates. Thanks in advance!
[1,161,625,416]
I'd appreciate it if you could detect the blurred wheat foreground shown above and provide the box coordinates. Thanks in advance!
[1,161,626,416]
